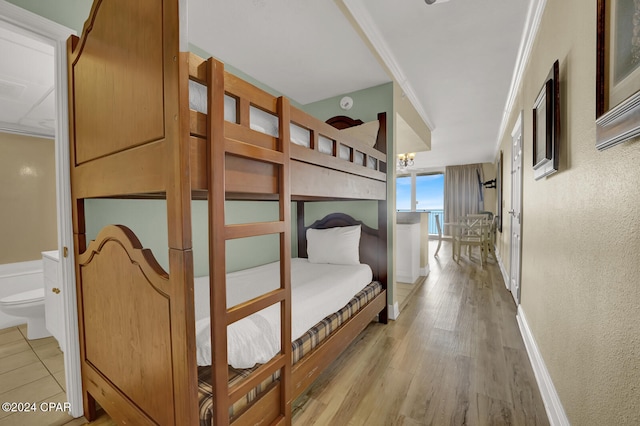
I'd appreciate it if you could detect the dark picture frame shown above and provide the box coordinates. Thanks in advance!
[532,60,559,180]
[596,0,640,150]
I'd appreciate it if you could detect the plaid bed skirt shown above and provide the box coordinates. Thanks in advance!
[197,280,382,424]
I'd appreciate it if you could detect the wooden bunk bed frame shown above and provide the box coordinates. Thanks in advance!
[67,1,388,425]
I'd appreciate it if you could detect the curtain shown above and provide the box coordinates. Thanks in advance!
[444,164,484,232]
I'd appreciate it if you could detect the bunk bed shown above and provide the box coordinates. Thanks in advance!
[67,1,388,425]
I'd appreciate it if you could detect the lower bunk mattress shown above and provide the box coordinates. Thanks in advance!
[197,280,382,424]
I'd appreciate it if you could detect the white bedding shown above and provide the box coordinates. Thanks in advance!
[194,258,373,369]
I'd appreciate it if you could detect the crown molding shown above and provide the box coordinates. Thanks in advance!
[495,0,548,157]
[0,121,55,139]
[342,0,435,131]
[0,0,73,41]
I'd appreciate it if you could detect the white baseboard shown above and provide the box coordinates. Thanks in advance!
[388,302,400,320]
[517,307,570,426]
[496,252,510,290]
[420,265,430,277]
[397,275,419,284]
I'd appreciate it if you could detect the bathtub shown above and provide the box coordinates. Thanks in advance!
[0,259,44,330]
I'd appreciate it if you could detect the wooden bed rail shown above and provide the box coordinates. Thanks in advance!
[186,52,387,201]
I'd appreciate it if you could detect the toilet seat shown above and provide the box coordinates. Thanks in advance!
[0,288,45,306]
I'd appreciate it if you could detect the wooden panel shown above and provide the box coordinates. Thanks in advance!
[191,142,280,195]
[78,225,173,425]
[291,160,385,200]
[291,144,385,181]
[82,365,156,425]
[290,108,386,161]
[224,72,278,113]
[225,122,278,151]
[71,140,166,198]
[231,383,281,425]
[190,110,207,138]
[189,136,207,190]
[70,0,165,165]
[228,355,286,404]
[291,291,386,398]
[226,155,278,194]
[167,249,199,425]
[187,52,207,84]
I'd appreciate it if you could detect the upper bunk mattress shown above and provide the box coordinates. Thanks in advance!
[193,258,373,369]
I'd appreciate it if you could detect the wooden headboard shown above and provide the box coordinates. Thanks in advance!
[296,213,381,282]
[325,115,364,129]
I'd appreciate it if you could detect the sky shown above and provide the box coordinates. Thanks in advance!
[396,174,444,211]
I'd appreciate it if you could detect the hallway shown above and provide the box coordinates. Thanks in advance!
[292,240,549,425]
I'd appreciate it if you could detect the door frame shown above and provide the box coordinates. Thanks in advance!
[509,111,523,304]
[0,1,82,417]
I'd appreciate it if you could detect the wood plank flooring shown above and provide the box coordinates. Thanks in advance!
[291,240,548,425]
[15,239,546,425]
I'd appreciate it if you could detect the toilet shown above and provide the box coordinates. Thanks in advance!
[0,288,50,340]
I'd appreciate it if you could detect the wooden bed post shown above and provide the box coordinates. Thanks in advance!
[376,112,388,323]
[296,201,306,258]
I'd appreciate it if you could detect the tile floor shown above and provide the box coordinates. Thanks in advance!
[0,324,84,426]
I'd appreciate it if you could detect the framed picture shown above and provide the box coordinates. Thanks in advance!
[532,60,559,180]
[596,0,640,150]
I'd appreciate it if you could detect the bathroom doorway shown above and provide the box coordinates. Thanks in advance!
[0,0,81,418]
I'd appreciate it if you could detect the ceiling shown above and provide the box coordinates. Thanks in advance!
[189,0,532,171]
[0,24,55,138]
[0,0,532,170]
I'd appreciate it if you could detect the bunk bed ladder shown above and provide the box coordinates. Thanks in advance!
[207,58,292,426]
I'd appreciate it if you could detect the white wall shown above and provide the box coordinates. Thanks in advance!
[497,0,640,423]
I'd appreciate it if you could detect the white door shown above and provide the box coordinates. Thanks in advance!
[509,113,523,304]
[0,2,82,417]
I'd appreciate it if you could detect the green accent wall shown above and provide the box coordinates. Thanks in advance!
[6,0,91,32]
[300,83,395,304]
[300,82,393,125]
[300,83,394,224]
[85,200,296,276]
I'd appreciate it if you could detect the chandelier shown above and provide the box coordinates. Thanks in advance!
[397,152,416,168]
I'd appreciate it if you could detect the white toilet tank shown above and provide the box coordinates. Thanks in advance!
[0,259,44,330]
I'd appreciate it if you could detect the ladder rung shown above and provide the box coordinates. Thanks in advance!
[225,138,285,165]
[225,221,286,240]
[228,353,286,404]
[227,288,285,325]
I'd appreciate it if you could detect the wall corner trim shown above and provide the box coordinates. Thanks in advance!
[517,306,570,426]
[419,265,430,277]
[388,302,400,320]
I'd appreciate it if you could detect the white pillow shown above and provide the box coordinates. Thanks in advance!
[306,225,361,265]
[339,121,379,147]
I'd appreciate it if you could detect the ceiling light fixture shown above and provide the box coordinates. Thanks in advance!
[398,152,416,168]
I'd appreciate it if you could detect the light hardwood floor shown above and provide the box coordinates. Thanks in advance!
[3,240,547,425]
[291,240,548,425]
